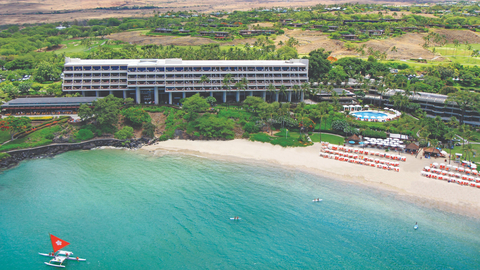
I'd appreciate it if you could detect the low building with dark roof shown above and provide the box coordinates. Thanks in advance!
[314,88,356,103]
[1,97,100,115]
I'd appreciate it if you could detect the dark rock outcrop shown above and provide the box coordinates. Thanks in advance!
[0,137,151,170]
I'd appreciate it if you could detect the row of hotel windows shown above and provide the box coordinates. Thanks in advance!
[64,74,307,80]
[65,66,307,72]
[63,86,293,91]
[64,73,127,78]
[64,79,307,85]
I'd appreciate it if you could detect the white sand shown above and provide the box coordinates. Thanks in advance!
[142,139,480,217]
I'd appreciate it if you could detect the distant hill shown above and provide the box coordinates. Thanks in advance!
[0,0,415,25]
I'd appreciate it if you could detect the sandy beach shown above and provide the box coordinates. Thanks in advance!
[142,139,480,217]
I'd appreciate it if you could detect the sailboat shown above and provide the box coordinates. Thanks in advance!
[39,234,86,268]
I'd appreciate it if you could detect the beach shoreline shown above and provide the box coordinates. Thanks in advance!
[141,139,480,218]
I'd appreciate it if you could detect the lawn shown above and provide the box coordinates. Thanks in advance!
[0,130,11,144]
[273,129,345,145]
[0,125,62,152]
[449,143,480,163]
[310,133,345,145]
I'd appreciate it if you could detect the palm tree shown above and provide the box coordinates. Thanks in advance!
[279,85,287,102]
[301,82,310,100]
[267,83,276,102]
[199,75,210,90]
[222,73,233,106]
[240,77,248,100]
[444,130,456,164]
[292,84,300,101]
[453,39,459,58]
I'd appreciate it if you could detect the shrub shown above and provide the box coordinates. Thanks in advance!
[361,128,387,138]
[194,114,235,139]
[243,122,259,133]
[142,122,156,138]
[114,126,134,140]
[122,107,151,127]
[249,133,272,143]
[76,129,95,141]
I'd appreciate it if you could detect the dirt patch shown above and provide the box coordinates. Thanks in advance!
[432,29,480,44]
[250,22,275,28]
[148,112,166,137]
[279,29,444,61]
[36,44,66,52]
[106,30,258,46]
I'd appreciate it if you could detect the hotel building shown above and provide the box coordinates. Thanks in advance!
[62,58,309,104]
[382,90,480,126]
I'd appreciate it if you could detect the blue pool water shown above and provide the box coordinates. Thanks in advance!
[351,111,388,119]
[1,149,480,269]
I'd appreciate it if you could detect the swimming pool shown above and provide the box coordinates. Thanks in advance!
[351,111,389,120]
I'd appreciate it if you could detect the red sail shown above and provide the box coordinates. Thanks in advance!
[50,234,70,253]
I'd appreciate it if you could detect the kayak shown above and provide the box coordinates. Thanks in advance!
[230,218,241,220]
[312,199,323,202]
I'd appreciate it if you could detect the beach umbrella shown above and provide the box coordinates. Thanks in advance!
[432,162,439,168]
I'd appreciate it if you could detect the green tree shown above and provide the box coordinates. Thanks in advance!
[76,129,95,141]
[206,96,216,107]
[308,48,332,81]
[114,126,134,140]
[0,116,31,140]
[18,81,32,95]
[142,122,156,138]
[1,84,19,99]
[77,103,93,121]
[183,93,209,113]
[122,107,151,127]
[35,61,61,83]
[88,95,124,129]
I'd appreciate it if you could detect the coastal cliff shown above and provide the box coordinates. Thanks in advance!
[0,137,150,169]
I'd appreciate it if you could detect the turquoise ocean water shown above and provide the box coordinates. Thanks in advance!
[1,149,480,269]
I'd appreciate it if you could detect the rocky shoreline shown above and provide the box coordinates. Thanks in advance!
[0,137,151,170]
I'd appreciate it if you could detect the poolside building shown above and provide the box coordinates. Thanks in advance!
[1,97,99,115]
[62,58,309,104]
[380,90,480,126]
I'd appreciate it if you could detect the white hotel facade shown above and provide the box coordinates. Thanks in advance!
[63,58,309,104]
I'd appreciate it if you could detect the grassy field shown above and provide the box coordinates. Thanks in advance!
[54,39,124,54]
[429,45,480,65]
[0,130,11,144]
[0,126,61,152]
[449,143,480,163]
[310,133,345,145]
[274,129,345,145]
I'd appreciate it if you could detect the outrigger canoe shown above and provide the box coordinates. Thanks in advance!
[40,234,86,268]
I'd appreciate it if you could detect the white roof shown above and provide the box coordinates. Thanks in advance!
[65,57,309,67]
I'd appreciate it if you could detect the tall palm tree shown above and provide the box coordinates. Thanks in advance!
[292,84,300,101]
[222,73,233,106]
[279,85,287,102]
[200,75,210,90]
[240,77,248,100]
[267,83,276,102]
[444,130,456,164]
[301,82,310,100]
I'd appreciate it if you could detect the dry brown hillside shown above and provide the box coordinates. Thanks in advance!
[0,0,414,25]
